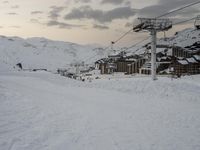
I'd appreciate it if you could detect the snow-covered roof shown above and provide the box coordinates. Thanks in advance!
[108,54,121,58]
[177,60,188,65]
[186,58,198,63]
[161,56,167,60]
[193,55,200,61]
[167,48,173,55]
[184,48,200,53]
[125,58,136,61]
[96,58,109,64]
[157,48,166,53]
[178,57,184,60]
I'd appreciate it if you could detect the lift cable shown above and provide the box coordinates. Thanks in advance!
[173,17,197,26]
[111,28,133,45]
[156,0,200,19]
[84,1,200,63]
[124,37,151,53]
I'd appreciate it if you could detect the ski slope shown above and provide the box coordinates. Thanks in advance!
[0,36,107,72]
[0,71,200,150]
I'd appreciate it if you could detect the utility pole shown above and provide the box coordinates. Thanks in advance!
[133,18,172,80]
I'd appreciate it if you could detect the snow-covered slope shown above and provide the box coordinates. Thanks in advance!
[159,28,200,47]
[0,36,107,71]
[0,71,200,150]
[127,28,200,55]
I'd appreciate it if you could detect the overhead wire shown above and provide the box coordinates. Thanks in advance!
[112,28,133,44]
[83,28,135,63]
[83,43,116,63]
[84,1,200,63]
[173,17,197,26]
[156,0,200,18]
[124,36,150,52]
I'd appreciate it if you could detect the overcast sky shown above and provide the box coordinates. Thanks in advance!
[0,0,199,47]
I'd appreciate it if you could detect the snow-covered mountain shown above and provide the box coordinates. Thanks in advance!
[0,36,107,71]
[0,28,200,72]
[127,28,200,55]
[159,28,200,47]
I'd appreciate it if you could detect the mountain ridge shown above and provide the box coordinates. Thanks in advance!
[0,35,107,72]
[0,28,200,72]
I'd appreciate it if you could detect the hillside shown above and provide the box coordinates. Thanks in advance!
[0,36,107,72]
[159,28,200,47]
[0,28,199,72]
[127,28,200,55]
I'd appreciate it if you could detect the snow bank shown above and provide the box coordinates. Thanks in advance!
[0,72,200,150]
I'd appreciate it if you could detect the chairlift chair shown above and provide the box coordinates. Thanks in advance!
[194,15,200,29]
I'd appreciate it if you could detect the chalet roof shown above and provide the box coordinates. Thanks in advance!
[157,48,167,53]
[173,44,199,53]
[166,48,172,55]
[181,42,200,53]
[127,54,143,59]
[118,54,143,62]
[157,56,170,62]
[185,42,200,48]
[95,58,109,64]
[184,48,200,53]
[177,60,189,65]
[125,58,136,62]
[108,54,121,58]
[193,55,200,61]
[186,58,198,63]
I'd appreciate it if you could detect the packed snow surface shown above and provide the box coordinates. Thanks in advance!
[0,71,200,150]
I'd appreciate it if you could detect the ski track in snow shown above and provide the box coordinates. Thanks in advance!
[0,71,200,150]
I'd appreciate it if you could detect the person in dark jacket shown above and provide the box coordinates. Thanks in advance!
[16,63,23,70]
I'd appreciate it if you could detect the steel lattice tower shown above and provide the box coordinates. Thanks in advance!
[133,18,172,80]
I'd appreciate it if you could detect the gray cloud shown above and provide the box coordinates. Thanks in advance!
[30,19,41,24]
[46,5,84,29]
[64,5,137,23]
[101,0,125,5]
[74,0,91,3]
[11,5,19,9]
[7,12,18,15]
[48,6,65,20]
[10,26,21,28]
[3,1,9,4]
[31,11,43,15]
[93,24,109,30]
[138,0,200,18]
[47,20,84,29]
